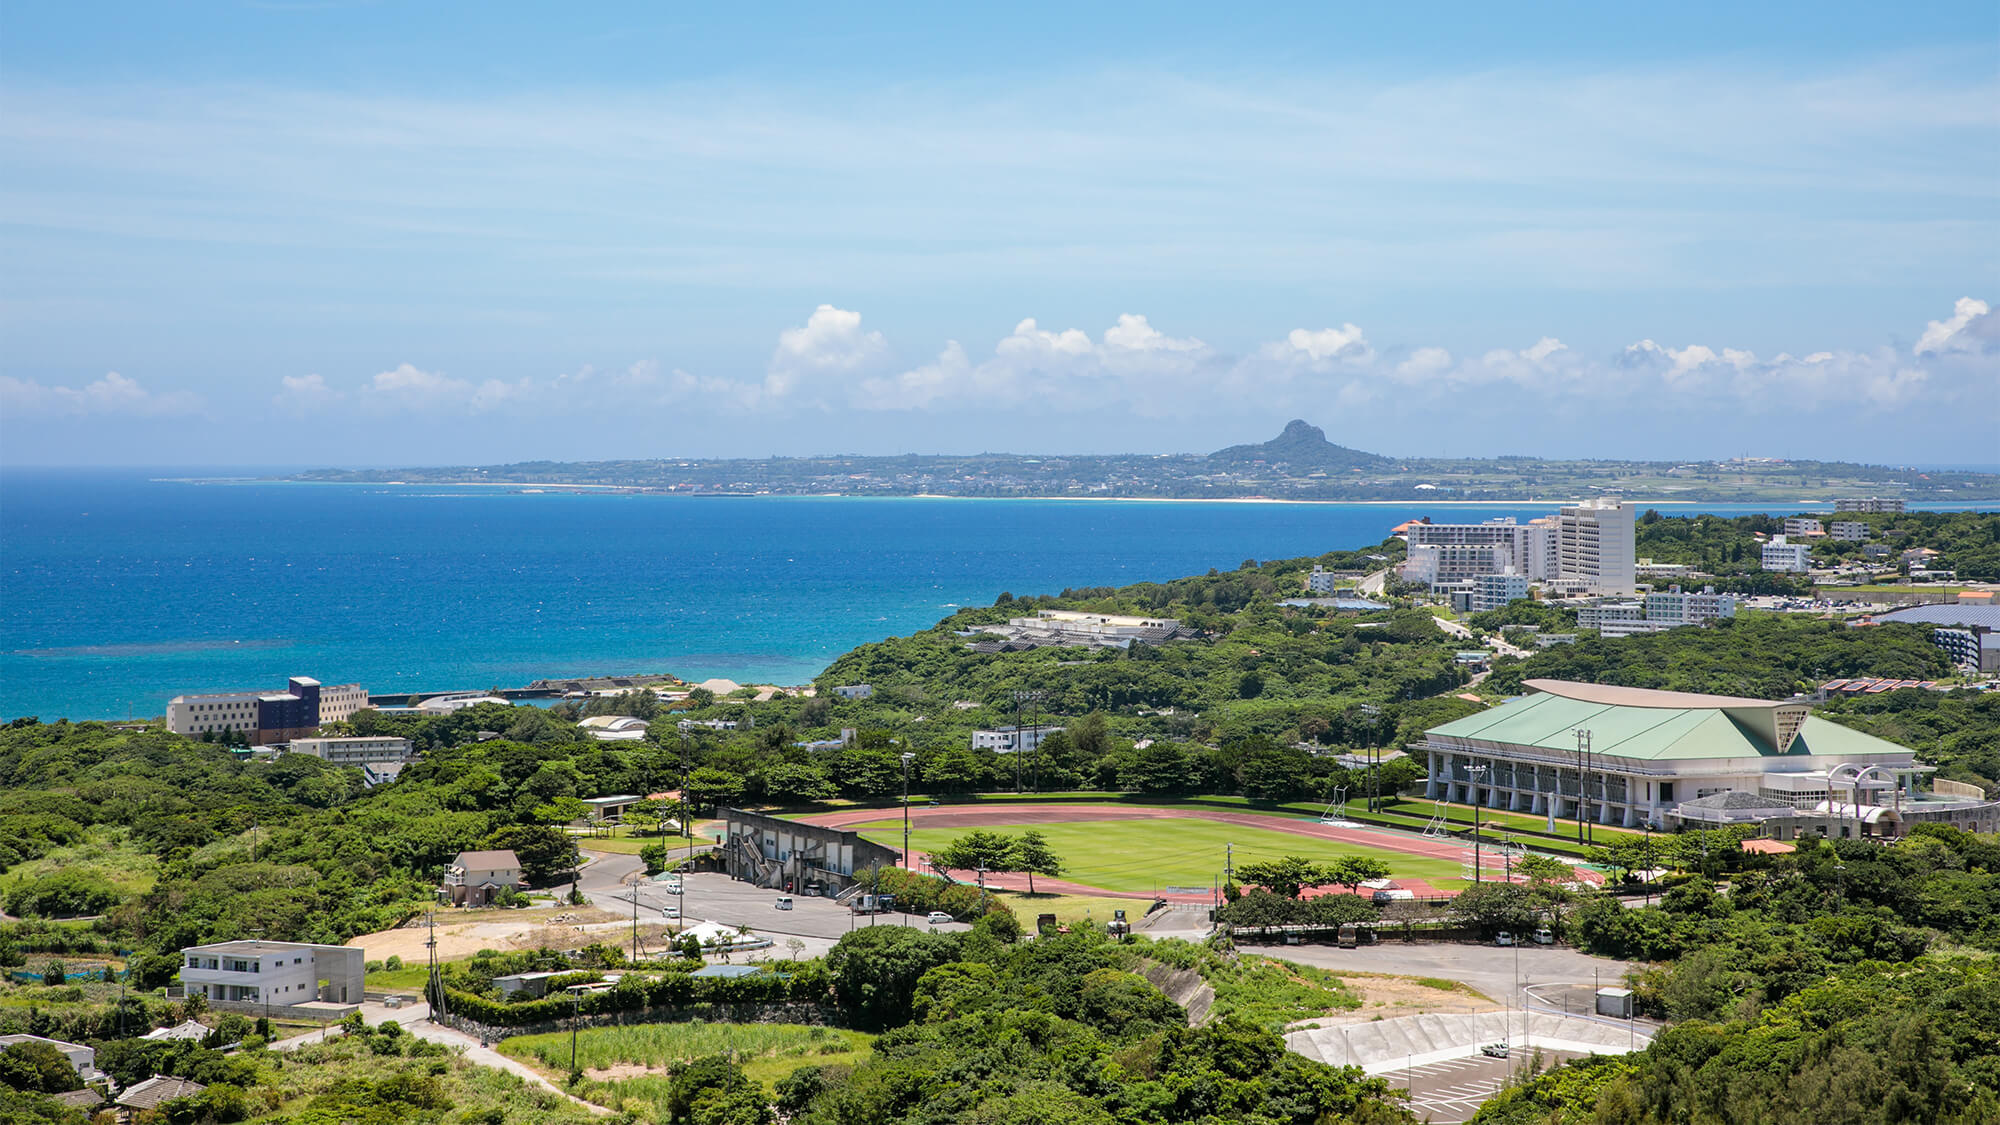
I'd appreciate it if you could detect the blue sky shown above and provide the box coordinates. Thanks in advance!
[1,2,1994,466]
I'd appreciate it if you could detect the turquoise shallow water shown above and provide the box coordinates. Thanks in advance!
[0,469,1977,720]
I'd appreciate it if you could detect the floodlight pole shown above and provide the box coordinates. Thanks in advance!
[1466,765,1488,882]
[901,752,915,870]
[1574,729,1593,846]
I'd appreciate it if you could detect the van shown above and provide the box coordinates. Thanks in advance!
[774,897,795,911]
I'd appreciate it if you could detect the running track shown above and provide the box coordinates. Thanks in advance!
[792,804,1596,901]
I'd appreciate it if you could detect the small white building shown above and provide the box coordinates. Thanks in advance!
[1830,521,1871,542]
[285,736,413,765]
[579,716,651,742]
[972,725,1059,753]
[831,684,874,700]
[1760,536,1811,573]
[1644,585,1737,626]
[179,940,365,1008]
[0,1034,101,1083]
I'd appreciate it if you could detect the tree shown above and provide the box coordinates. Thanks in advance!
[0,1040,82,1093]
[640,842,671,876]
[1446,881,1536,936]
[1324,856,1391,893]
[1517,854,1574,883]
[482,824,580,885]
[826,926,963,1030]
[685,687,717,708]
[1009,830,1064,894]
[682,767,746,815]
[911,960,1001,1021]
[933,830,1018,876]
[759,760,837,805]
[1235,856,1334,899]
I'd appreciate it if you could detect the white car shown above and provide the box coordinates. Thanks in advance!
[926,911,954,925]
[1495,931,1515,946]
[661,905,681,919]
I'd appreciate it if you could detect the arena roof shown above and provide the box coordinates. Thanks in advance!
[1427,682,1909,762]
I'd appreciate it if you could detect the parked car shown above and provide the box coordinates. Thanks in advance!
[925,911,953,925]
[1481,1042,1510,1059]
[661,905,680,919]
[774,896,794,910]
[1495,931,1516,946]
[660,879,683,894]
[1372,888,1415,904]
[1532,928,1555,945]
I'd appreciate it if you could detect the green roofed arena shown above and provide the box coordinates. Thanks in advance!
[1419,679,2000,840]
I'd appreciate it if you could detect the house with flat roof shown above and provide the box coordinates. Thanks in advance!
[179,940,365,1010]
[439,849,525,904]
[0,1033,101,1084]
[1417,679,1998,837]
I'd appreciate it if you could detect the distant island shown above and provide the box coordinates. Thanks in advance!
[287,420,2000,503]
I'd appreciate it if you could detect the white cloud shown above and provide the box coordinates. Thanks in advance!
[1915,296,1993,355]
[1282,325,1372,364]
[1395,347,1453,379]
[359,363,536,414]
[274,372,339,415]
[860,313,1216,412]
[0,371,201,417]
[766,305,889,400]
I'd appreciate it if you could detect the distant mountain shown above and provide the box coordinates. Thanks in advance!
[1207,420,1394,471]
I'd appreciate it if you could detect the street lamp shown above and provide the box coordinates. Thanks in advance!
[1466,765,1488,882]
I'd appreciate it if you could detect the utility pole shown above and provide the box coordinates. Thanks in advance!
[1359,704,1382,812]
[630,876,639,964]
[425,910,443,1024]
[976,863,988,915]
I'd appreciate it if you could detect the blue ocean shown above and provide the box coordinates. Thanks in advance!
[0,469,1979,720]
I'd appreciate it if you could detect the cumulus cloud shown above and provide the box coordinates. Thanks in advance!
[766,304,889,400]
[244,296,1992,430]
[0,371,201,417]
[1915,297,1995,355]
[859,313,1216,411]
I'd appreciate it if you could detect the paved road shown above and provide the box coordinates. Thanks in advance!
[1261,941,1639,1009]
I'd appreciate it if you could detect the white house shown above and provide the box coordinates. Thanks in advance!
[0,1034,101,1083]
[971,725,1059,753]
[831,684,874,700]
[179,940,365,1008]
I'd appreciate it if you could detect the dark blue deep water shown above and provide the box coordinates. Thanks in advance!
[0,469,1982,720]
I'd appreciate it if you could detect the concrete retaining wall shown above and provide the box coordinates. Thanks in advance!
[1286,1010,1650,1073]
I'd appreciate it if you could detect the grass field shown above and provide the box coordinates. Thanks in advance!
[848,816,1469,893]
[501,1022,873,1116]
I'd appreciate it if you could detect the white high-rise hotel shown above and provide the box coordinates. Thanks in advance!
[1400,499,1636,596]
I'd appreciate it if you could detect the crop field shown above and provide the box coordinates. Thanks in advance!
[847,813,1471,894]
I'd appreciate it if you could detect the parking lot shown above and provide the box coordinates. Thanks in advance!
[600,872,968,959]
[1391,1050,1582,1124]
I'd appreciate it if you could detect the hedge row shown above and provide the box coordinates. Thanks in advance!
[436,961,833,1027]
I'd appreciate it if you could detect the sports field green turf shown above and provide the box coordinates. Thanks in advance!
[849,817,1469,894]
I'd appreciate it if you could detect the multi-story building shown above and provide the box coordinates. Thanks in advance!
[167,677,368,742]
[1644,585,1738,626]
[1830,521,1871,542]
[1403,517,1559,584]
[1471,572,1530,613]
[284,736,413,765]
[1577,602,1647,632]
[1401,543,1513,588]
[1418,679,2000,837]
[179,940,365,1008]
[1760,536,1811,573]
[1873,605,2000,673]
[1782,517,1824,537]
[973,611,1184,650]
[1557,500,1637,595]
[1305,565,1346,594]
[1835,498,1906,514]
[972,725,1059,753]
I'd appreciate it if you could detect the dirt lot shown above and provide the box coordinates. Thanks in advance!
[347,906,652,962]
[1311,972,1499,1025]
